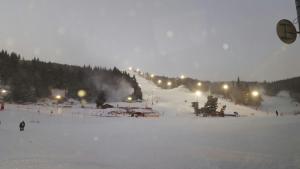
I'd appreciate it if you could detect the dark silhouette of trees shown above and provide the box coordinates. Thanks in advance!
[0,50,142,103]
[203,96,218,114]
[198,96,226,117]
[264,77,300,102]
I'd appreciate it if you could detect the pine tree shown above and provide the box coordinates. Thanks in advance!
[237,76,241,88]
[219,105,226,116]
[203,96,218,115]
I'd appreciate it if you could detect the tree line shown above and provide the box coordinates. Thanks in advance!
[0,50,142,103]
[264,77,300,102]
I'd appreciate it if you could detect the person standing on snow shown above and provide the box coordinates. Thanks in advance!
[19,121,25,131]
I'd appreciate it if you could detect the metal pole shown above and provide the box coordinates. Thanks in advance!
[296,0,300,30]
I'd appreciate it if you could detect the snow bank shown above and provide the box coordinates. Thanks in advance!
[0,104,300,169]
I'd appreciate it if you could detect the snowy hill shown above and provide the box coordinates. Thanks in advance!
[260,91,300,114]
[132,72,299,117]
[133,72,268,117]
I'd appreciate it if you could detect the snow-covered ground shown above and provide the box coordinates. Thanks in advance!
[0,73,300,169]
[260,91,300,115]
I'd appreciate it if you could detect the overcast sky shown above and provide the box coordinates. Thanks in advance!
[0,0,299,81]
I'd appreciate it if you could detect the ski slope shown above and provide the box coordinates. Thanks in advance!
[260,91,300,115]
[134,72,299,116]
[135,73,265,117]
[0,73,300,169]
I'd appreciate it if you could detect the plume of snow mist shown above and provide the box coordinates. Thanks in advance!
[91,75,134,102]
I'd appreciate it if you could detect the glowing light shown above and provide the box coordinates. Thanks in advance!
[251,90,260,97]
[55,95,62,100]
[195,90,202,97]
[157,80,162,84]
[167,81,172,86]
[1,89,7,94]
[223,84,229,90]
[197,82,202,87]
[150,74,155,78]
[127,96,132,102]
[180,75,185,80]
[77,90,87,98]
[136,68,140,72]
[128,67,133,71]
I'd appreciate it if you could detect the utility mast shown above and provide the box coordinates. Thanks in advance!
[276,0,300,44]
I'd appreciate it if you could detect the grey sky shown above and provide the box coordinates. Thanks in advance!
[0,0,299,81]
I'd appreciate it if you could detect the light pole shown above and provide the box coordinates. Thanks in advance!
[1,89,7,94]
[167,81,172,88]
[0,89,7,99]
[251,90,260,109]
[0,89,7,110]
[251,90,259,98]
[195,90,202,102]
[55,95,62,114]
[151,89,154,105]
[222,84,229,90]
[157,80,162,85]
[127,96,132,114]
[222,84,229,98]
[55,95,62,100]
[77,89,87,108]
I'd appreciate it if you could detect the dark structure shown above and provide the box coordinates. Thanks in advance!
[296,0,300,30]
[192,96,226,117]
[276,0,300,44]
[19,121,25,131]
